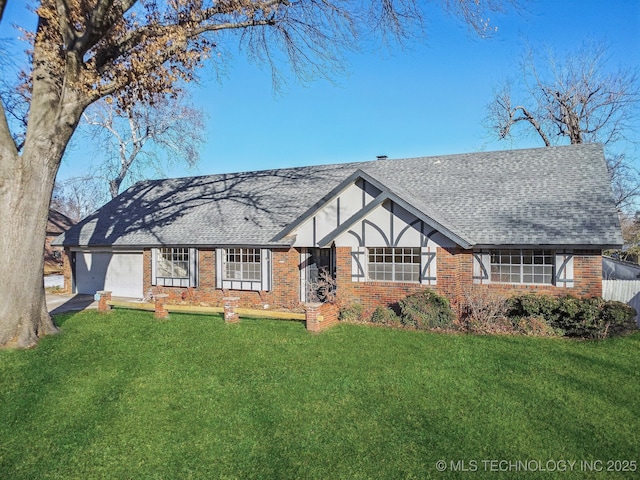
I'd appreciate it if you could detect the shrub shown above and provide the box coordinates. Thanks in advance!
[467,315,514,335]
[370,306,401,326]
[553,295,603,338]
[506,294,637,339]
[460,286,511,334]
[514,316,561,337]
[600,301,637,336]
[306,267,336,303]
[506,294,559,323]
[399,290,455,330]
[339,303,365,323]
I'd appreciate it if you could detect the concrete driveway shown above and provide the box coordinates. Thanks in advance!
[46,293,98,315]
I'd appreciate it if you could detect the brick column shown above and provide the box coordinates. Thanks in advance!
[62,248,73,294]
[223,297,240,323]
[96,291,112,313]
[154,294,169,319]
[305,302,322,332]
[306,302,339,332]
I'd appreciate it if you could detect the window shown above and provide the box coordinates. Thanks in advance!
[158,248,190,279]
[224,248,261,282]
[216,248,271,291]
[490,249,554,285]
[368,247,420,282]
[154,247,196,287]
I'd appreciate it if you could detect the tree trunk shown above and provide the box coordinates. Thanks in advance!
[0,154,60,347]
[0,23,86,347]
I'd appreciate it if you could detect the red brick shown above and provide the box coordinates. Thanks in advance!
[65,246,604,316]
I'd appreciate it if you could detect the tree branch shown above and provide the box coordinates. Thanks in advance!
[0,0,7,24]
[0,98,18,160]
[510,105,551,146]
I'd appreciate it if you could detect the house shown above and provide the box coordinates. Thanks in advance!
[602,256,640,326]
[45,209,76,275]
[603,256,640,280]
[54,144,622,313]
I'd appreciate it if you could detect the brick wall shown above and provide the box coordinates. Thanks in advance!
[468,250,603,299]
[572,250,603,297]
[305,302,339,332]
[66,245,603,314]
[333,246,603,316]
[61,247,73,294]
[335,246,431,315]
[144,247,302,309]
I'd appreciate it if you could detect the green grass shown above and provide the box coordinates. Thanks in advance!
[1,310,638,479]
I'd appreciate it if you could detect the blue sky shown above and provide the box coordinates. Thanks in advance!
[2,1,640,181]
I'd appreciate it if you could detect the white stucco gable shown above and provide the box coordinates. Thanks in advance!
[277,171,468,287]
[332,200,455,249]
[286,179,381,247]
[277,169,467,249]
[330,199,455,286]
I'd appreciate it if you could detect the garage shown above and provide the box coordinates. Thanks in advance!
[74,251,144,298]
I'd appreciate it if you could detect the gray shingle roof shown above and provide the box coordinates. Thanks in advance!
[55,144,622,249]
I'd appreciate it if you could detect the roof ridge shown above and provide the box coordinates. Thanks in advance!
[135,159,376,187]
[132,143,603,187]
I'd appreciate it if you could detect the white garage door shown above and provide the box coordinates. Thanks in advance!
[75,251,144,298]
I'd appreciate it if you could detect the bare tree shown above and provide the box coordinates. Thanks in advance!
[611,213,640,263]
[51,178,103,222]
[486,42,640,210]
[488,42,638,147]
[0,0,516,348]
[81,92,205,199]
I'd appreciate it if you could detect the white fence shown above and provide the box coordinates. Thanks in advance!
[602,280,640,326]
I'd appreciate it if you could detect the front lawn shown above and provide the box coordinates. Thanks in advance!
[1,310,638,479]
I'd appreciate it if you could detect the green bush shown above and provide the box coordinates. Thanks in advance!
[339,303,365,323]
[553,296,603,338]
[506,294,637,339]
[370,306,401,326]
[399,290,455,330]
[600,301,637,336]
[507,294,559,323]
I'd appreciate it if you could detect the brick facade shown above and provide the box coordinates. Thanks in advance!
[64,245,603,316]
[144,247,302,310]
[333,246,603,317]
[334,246,428,315]
[62,247,73,294]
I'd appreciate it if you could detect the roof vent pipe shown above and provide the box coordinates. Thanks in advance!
[376,155,388,160]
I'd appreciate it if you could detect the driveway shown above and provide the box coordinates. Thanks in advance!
[47,293,98,315]
[44,274,65,288]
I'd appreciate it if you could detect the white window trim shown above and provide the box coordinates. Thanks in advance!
[152,247,198,288]
[365,247,423,283]
[224,248,262,282]
[216,248,272,292]
[489,249,555,286]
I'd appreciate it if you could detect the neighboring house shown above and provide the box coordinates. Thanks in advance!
[602,256,640,280]
[45,209,76,274]
[602,256,640,326]
[54,144,622,313]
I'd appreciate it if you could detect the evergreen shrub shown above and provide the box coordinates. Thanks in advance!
[399,290,455,330]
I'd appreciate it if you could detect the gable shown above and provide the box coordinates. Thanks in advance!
[333,199,455,249]
[284,179,381,246]
[285,177,459,249]
[47,209,76,235]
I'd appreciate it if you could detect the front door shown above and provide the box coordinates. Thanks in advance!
[302,247,335,302]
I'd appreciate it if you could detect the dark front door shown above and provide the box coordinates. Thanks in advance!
[307,247,335,302]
